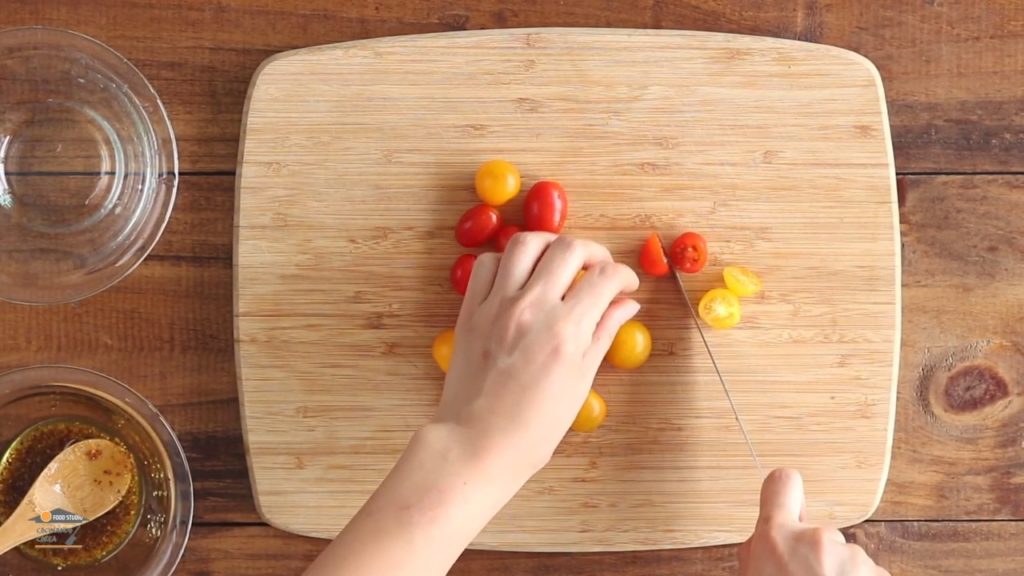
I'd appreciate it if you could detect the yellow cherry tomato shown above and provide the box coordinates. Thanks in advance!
[571,389,607,433]
[572,269,586,288]
[605,319,652,369]
[432,328,455,373]
[698,288,742,329]
[475,160,521,206]
[723,266,762,297]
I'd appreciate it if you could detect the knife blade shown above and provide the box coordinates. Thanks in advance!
[659,234,763,477]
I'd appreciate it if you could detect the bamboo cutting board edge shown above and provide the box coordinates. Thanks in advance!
[866,60,900,535]
[233,27,901,550]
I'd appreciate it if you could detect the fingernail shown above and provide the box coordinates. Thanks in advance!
[626,300,641,317]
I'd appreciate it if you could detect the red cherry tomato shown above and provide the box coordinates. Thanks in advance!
[450,254,476,295]
[638,233,670,277]
[494,224,521,252]
[523,181,567,234]
[455,204,502,247]
[669,231,708,274]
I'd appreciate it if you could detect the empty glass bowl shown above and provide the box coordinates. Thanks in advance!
[0,366,192,574]
[0,27,177,304]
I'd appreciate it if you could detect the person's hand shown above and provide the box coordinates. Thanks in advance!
[433,232,640,479]
[738,469,890,576]
[305,233,638,576]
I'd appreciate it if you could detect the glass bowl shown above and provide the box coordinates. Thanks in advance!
[0,366,192,575]
[0,27,177,305]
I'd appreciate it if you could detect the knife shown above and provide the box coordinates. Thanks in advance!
[658,234,764,477]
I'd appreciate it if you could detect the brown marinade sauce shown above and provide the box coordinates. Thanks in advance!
[0,419,141,569]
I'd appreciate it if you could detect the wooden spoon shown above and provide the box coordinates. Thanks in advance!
[0,438,134,556]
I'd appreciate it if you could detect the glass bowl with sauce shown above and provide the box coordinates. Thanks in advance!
[0,366,192,574]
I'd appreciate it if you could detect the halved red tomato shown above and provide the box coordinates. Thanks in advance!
[669,231,708,274]
[638,233,670,277]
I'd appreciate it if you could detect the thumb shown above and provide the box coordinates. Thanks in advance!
[757,468,805,525]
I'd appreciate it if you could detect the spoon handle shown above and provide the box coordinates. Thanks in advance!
[0,508,35,556]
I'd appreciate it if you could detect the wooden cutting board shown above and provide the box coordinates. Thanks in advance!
[235,28,899,551]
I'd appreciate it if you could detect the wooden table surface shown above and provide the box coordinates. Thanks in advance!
[2,2,1022,574]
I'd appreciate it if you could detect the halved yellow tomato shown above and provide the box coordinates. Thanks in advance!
[432,328,455,373]
[571,389,607,433]
[698,288,742,329]
[723,266,762,297]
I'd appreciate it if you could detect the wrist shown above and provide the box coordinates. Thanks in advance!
[306,420,530,575]
[413,421,534,496]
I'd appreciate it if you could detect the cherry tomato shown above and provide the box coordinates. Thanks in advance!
[455,204,502,247]
[638,233,670,277]
[572,269,585,288]
[605,319,652,369]
[571,389,607,433]
[669,231,708,274]
[698,288,741,329]
[475,160,521,207]
[723,266,762,297]
[450,254,476,295]
[493,224,521,252]
[523,180,567,233]
[432,328,455,373]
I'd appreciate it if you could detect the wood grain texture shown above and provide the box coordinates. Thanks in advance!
[235,29,899,550]
[2,0,1023,569]
[6,0,1024,172]
[1,175,1014,536]
[876,175,1024,519]
[0,257,258,524]
[816,2,1024,173]
[156,176,234,260]
[176,521,1024,576]
[2,173,1021,575]
[0,175,235,260]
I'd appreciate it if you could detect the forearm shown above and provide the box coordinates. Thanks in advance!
[303,422,527,576]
